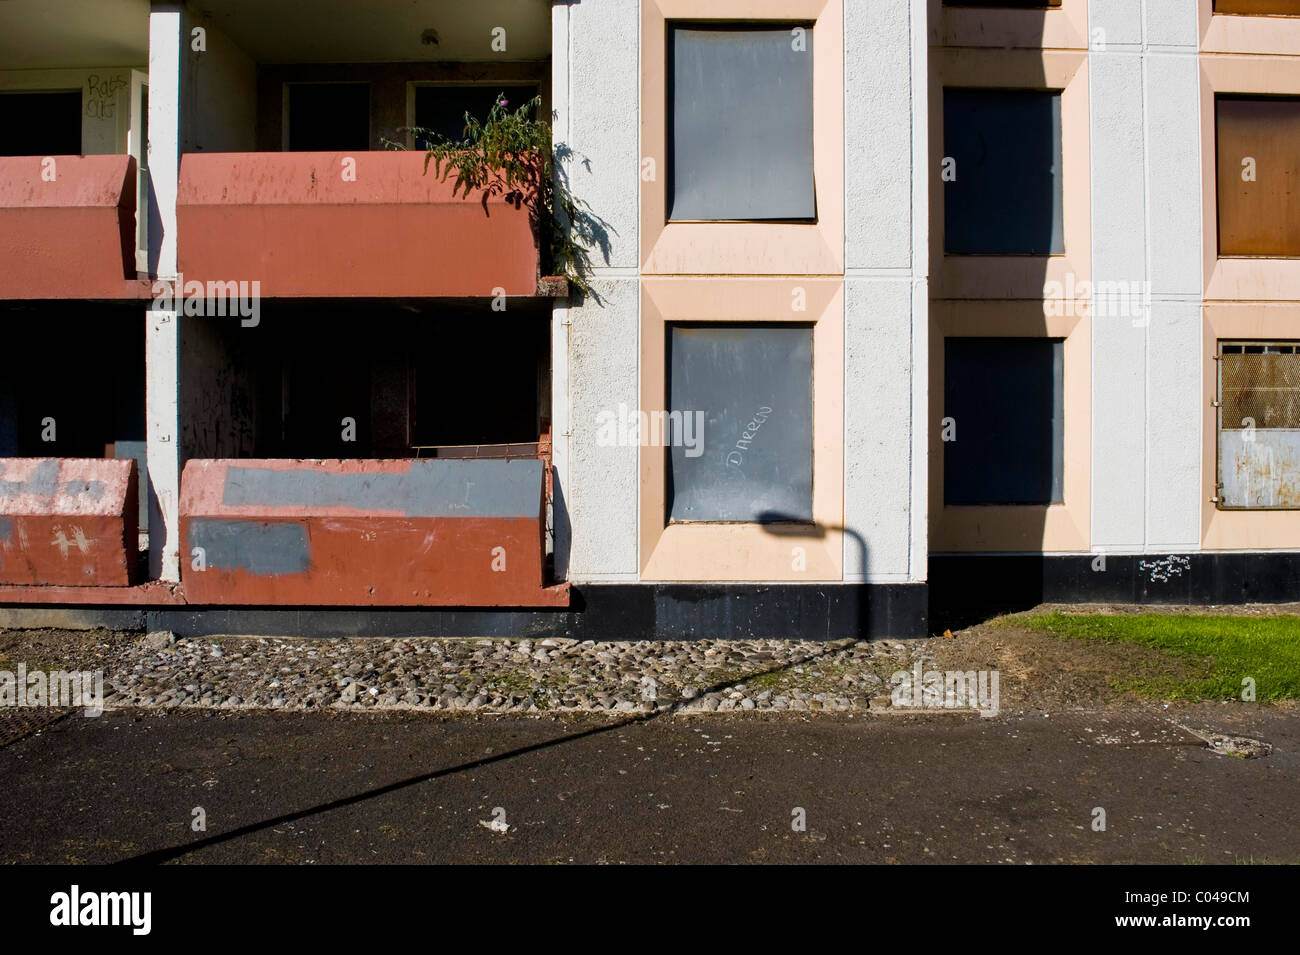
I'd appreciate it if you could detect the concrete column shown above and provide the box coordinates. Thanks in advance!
[146,3,185,581]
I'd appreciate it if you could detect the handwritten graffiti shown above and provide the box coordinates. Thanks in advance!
[85,74,128,120]
[1139,555,1190,584]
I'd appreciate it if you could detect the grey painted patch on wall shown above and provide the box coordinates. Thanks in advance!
[0,458,59,501]
[221,460,543,518]
[669,24,815,221]
[189,519,311,575]
[0,516,11,543]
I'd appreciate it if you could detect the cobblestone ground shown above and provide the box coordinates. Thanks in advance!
[67,632,937,715]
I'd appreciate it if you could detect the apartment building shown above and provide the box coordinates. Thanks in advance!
[0,0,1297,640]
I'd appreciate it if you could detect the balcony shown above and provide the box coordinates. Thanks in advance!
[0,154,151,301]
[176,150,542,298]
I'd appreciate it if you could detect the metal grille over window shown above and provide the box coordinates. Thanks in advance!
[1218,343,1300,508]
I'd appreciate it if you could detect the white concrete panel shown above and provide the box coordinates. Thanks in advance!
[1145,53,1202,297]
[561,279,639,581]
[1146,301,1202,549]
[1088,0,1143,48]
[845,279,914,581]
[1089,52,1147,285]
[845,0,913,271]
[566,0,639,272]
[1091,314,1148,549]
[1144,0,1199,49]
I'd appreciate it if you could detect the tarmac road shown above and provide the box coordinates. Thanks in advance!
[0,705,1296,865]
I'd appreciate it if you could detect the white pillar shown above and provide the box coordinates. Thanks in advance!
[146,3,185,581]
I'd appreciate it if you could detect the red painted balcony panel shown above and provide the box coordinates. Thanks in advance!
[179,458,569,607]
[0,458,139,587]
[0,155,149,300]
[177,152,541,298]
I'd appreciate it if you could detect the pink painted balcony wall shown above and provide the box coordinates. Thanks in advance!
[0,154,150,300]
[176,151,542,299]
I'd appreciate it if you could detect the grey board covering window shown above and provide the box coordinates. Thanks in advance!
[944,338,1064,505]
[667,324,813,523]
[944,88,1063,255]
[288,83,370,151]
[668,24,815,221]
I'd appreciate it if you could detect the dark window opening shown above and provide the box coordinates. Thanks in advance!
[0,90,82,156]
[0,307,147,532]
[287,82,370,151]
[412,85,539,147]
[667,23,815,222]
[667,323,813,523]
[943,88,1064,255]
[944,337,1064,506]
[180,305,552,462]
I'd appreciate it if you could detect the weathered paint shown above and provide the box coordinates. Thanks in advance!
[0,458,139,587]
[221,460,544,518]
[187,519,311,575]
[180,459,568,607]
[0,154,152,300]
[176,151,540,298]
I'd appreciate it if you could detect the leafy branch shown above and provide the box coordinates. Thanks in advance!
[384,93,604,297]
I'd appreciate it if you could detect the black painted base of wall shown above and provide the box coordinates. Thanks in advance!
[930,552,1300,632]
[6,552,1296,640]
[0,583,929,641]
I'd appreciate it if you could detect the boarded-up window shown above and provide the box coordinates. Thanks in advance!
[668,25,815,221]
[287,83,370,151]
[413,85,539,147]
[0,91,82,156]
[1214,2,1300,15]
[667,324,813,523]
[945,1,1062,7]
[944,338,1064,506]
[944,88,1063,255]
[1216,96,1300,257]
[1218,343,1300,508]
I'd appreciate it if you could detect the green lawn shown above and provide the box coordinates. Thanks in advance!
[1016,612,1300,702]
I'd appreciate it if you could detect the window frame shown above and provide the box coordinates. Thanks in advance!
[1200,60,1300,301]
[930,300,1090,552]
[932,0,1087,51]
[640,278,844,581]
[640,0,843,276]
[1201,0,1300,54]
[930,48,1091,301]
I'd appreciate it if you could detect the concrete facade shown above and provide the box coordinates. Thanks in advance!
[1,0,1299,635]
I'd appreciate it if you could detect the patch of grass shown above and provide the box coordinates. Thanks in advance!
[1018,612,1300,701]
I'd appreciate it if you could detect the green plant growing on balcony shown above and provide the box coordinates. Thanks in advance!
[386,94,603,297]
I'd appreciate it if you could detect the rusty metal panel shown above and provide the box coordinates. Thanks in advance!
[1218,344,1300,508]
[1216,97,1300,258]
[1214,1,1300,15]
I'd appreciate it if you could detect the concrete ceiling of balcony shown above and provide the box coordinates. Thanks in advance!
[0,0,150,70]
[191,0,552,63]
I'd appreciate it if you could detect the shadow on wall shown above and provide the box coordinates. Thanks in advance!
[931,22,1065,561]
[758,512,870,639]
